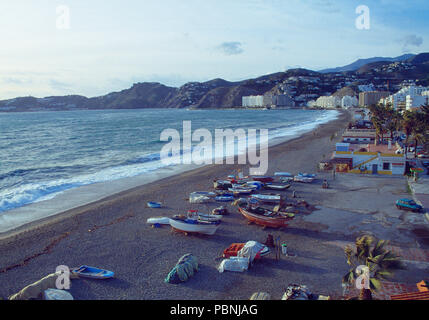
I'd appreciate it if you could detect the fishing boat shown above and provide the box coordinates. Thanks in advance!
[250,194,282,204]
[215,194,235,202]
[71,266,115,279]
[228,187,253,195]
[146,217,171,225]
[293,176,315,183]
[274,172,293,177]
[187,210,223,222]
[251,176,274,183]
[238,203,294,228]
[147,202,162,208]
[297,172,317,178]
[214,180,233,190]
[263,183,291,191]
[169,215,221,235]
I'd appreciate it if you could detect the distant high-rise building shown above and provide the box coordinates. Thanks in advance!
[358,91,390,107]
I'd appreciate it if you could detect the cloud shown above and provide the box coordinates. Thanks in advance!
[217,42,244,55]
[400,34,423,52]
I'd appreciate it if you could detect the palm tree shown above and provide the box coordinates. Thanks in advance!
[401,110,417,156]
[385,105,401,140]
[342,235,403,300]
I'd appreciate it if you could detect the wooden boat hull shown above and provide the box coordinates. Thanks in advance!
[238,207,292,228]
[169,218,220,235]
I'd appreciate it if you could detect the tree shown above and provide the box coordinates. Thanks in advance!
[401,110,417,156]
[342,235,403,300]
[385,105,401,140]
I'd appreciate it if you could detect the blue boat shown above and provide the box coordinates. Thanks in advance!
[71,265,114,279]
[147,202,162,208]
[215,195,235,202]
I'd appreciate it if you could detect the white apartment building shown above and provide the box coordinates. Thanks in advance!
[242,95,264,107]
[341,96,359,108]
[314,96,341,109]
[406,94,429,110]
[380,85,428,111]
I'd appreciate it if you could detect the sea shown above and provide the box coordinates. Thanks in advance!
[0,108,339,232]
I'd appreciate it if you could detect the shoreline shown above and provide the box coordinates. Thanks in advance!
[0,109,340,238]
[0,109,353,300]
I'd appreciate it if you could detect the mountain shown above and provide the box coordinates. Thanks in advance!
[319,54,415,73]
[1,53,429,112]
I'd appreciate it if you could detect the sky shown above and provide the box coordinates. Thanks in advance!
[1,0,429,99]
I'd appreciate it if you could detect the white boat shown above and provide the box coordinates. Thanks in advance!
[293,176,315,183]
[264,183,291,191]
[169,216,221,235]
[146,217,171,225]
[274,172,293,177]
[297,172,317,178]
[250,194,282,203]
[187,210,223,222]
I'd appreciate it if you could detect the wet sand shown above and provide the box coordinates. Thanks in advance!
[0,110,353,300]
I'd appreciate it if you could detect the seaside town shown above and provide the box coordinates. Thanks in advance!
[2,2,429,311]
[1,73,428,302]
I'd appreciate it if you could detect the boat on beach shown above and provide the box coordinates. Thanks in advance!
[187,210,223,222]
[215,194,235,202]
[293,176,315,183]
[169,215,221,235]
[263,183,291,191]
[228,187,253,195]
[146,217,171,225]
[238,203,294,228]
[250,194,282,204]
[251,176,274,183]
[147,202,162,208]
[274,172,293,177]
[71,266,115,279]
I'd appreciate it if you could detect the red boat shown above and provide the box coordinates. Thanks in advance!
[238,203,294,229]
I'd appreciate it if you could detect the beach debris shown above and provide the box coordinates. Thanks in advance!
[218,257,250,273]
[281,243,288,256]
[71,266,114,279]
[8,272,78,300]
[165,254,199,284]
[147,202,162,208]
[282,284,329,300]
[250,292,271,300]
[44,289,74,300]
[237,241,270,263]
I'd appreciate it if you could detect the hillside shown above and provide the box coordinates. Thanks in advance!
[319,54,415,73]
[1,52,429,112]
